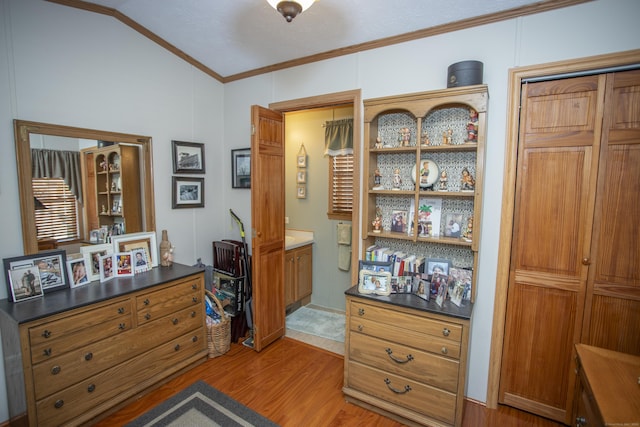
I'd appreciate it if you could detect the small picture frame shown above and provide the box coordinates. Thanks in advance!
[99,254,114,283]
[390,275,413,293]
[296,170,306,184]
[358,260,393,274]
[6,265,44,302]
[114,252,134,277]
[80,243,113,282]
[425,258,451,277]
[172,140,205,174]
[297,185,306,199]
[443,212,464,238]
[111,232,158,268]
[297,155,306,168]
[231,148,251,189]
[412,273,430,301]
[358,270,392,296]
[131,248,150,274]
[172,176,205,208]
[67,257,90,288]
[390,210,408,233]
[3,250,69,301]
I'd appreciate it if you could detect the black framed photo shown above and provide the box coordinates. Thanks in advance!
[172,140,205,174]
[231,148,251,188]
[3,250,69,302]
[172,176,205,208]
[358,260,393,275]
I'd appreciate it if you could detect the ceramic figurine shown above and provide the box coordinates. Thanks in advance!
[392,168,402,190]
[398,127,411,147]
[438,170,448,191]
[374,136,383,149]
[463,216,473,242]
[460,167,475,191]
[443,129,453,145]
[160,229,173,267]
[372,207,383,233]
[421,133,430,146]
[372,168,383,190]
[465,108,479,142]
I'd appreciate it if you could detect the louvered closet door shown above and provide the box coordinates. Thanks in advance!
[499,75,603,424]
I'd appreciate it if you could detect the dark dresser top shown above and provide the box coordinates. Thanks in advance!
[345,285,473,321]
[0,263,204,324]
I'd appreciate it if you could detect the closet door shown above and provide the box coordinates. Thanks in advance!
[499,75,603,423]
[583,69,640,354]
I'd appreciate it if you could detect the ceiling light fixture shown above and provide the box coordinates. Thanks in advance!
[267,0,315,22]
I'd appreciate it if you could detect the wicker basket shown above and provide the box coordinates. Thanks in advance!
[205,289,231,358]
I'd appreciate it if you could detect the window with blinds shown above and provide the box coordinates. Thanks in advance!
[32,178,79,241]
[328,154,353,220]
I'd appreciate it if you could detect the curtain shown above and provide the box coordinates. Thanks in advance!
[324,118,353,156]
[32,149,83,203]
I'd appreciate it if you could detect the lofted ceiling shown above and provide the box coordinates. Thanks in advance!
[48,0,589,83]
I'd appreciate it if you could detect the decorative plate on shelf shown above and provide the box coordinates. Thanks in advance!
[411,159,439,189]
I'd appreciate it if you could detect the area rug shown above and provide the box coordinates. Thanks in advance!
[285,305,345,343]
[125,381,279,427]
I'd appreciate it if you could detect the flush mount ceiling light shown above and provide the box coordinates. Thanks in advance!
[267,0,315,22]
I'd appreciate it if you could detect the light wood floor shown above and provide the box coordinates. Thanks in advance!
[94,337,566,427]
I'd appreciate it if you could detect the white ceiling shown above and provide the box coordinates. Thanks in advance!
[74,0,576,81]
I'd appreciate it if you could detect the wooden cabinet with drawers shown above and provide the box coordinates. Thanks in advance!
[343,287,471,427]
[0,263,207,426]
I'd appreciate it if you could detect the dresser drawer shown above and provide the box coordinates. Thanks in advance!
[35,329,205,426]
[349,331,459,393]
[137,277,202,324]
[348,360,457,425]
[32,303,203,400]
[350,300,462,340]
[28,300,132,363]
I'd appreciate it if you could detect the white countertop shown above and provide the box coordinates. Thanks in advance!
[285,229,314,250]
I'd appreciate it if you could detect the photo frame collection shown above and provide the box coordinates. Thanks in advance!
[357,258,472,307]
[172,140,205,209]
[296,144,307,199]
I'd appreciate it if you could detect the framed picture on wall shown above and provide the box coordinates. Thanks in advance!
[231,148,251,188]
[172,140,205,174]
[172,176,205,208]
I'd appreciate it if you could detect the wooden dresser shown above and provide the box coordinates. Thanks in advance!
[343,287,472,427]
[574,344,640,427]
[0,263,207,426]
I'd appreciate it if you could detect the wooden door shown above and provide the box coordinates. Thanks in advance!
[250,105,286,352]
[499,75,603,423]
[582,69,640,355]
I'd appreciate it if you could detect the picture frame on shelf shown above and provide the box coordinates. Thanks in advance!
[3,250,69,301]
[172,176,205,208]
[99,254,114,283]
[5,264,44,303]
[358,270,392,296]
[114,252,134,277]
[426,258,451,277]
[231,148,251,189]
[390,275,413,293]
[390,209,408,233]
[172,140,205,174]
[132,248,151,274]
[443,212,464,238]
[80,243,114,282]
[111,232,158,268]
[412,273,430,301]
[447,267,473,306]
[66,257,90,288]
[358,260,393,274]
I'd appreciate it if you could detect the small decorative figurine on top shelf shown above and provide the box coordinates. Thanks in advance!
[111,181,117,192]
[463,216,473,242]
[372,207,382,233]
[100,160,107,171]
[420,133,431,147]
[398,127,411,147]
[374,136,383,149]
[372,168,383,190]
[438,170,448,191]
[443,129,453,145]
[465,108,479,142]
[392,168,402,190]
[460,167,476,191]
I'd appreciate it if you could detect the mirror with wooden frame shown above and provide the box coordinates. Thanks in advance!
[14,120,156,254]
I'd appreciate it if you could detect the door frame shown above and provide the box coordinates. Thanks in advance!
[269,89,362,286]
[486,48,640,408]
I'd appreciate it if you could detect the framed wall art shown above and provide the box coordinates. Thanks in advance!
[3,250,69,301]
[111,232,158,267]
[172,176,205,208]
[172,140,205,174]
[231,148,251,188]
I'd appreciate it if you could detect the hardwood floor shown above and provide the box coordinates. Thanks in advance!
[94,337,566,427]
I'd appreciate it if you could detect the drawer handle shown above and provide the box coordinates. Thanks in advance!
[87,384,96,393]
[442,328,450,337]
[174,344,181,351]
[192,283,197,290]
[358,308,365,316]
[384,378,411,394]
[51,365,61,375]
[576,416,586,426]
[119,323,126,330]
[145,313,151,320]
[385,348,414,364]
[84,352,93,361]
[191,311,196,318]
[43,348,52,357]
[192,296,199,303]
[144,298,150,305]
[172,318,179,325]
[441,347,448,355]
[42,330,52,339]
[118,307,125,314]
[54,399,64,409]
[192,336,198,342]
[357,325,364,332]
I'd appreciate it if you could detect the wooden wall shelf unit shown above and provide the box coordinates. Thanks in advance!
[0,264,207,426]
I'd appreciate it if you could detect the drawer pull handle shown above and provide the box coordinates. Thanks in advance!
[84,352,93,361]
[118,307,125,314]
[144,298,150,305]
[385,348,414,364]
[87,384,96,393]
[442,328,450,337]
[192,297,199,303]
[191,311,196,317]
[174,344,181,351]
[576,416,586,426]
[42,330,52,338]
[192,336,198,342]
[51,366,61,375]
[441,347,448,355]
[54,399,64,409]
[358,308,365,316]
[357,325,364,332]
[192,284,197,290]
[172,318,179,325]
[384,378,411,394]
[145,313,151,320]
[119,323,126,330]
[43,348,52,357]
